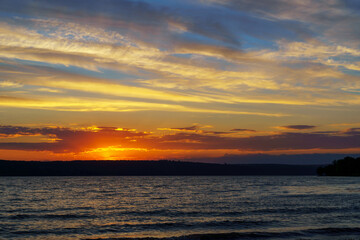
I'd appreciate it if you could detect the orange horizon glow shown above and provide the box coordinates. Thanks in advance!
[0,124,360,162]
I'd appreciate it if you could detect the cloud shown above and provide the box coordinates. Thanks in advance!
[157,125,233,135]
[202,131,233,135]
[163,126,199,132]
[0,0,243,47]
[35,88,63,93]
[0,0,360,152]
[172,126,198,131]
[278,125,317,130]
[0,81,23,88]
[1,125,360,155]
[0,93,287,116]
[257,40,360,73]
[3,52,360,110]
[1,6,360,110]
[141,131,360,151]
[342,128,360,135]
[0,125,148,153]
[230,128,256,132]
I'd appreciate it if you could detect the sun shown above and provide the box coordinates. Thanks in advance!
[82,146,148,160]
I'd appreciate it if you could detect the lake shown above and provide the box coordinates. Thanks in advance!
[1,176,360,239]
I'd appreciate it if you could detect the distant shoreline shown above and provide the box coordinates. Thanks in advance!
[0,160,320,176]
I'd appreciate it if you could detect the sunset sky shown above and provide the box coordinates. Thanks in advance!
[0,0,360,162]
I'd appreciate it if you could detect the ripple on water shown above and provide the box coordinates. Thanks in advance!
[1,176,360,240]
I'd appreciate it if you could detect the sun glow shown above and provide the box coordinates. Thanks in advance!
[83,146,149,160]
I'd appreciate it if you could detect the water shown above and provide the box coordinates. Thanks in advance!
[1,176,360,240]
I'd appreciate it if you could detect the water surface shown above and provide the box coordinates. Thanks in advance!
[1,176,360,239]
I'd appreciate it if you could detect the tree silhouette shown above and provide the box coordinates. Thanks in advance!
[317,156,360,176]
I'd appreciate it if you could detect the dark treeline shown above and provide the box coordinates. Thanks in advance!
[317,156,360,176]
[0,160,319,176]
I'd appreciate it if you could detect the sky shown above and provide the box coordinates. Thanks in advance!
[0,0,359,162]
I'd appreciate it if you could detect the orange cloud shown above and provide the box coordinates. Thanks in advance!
[1,125,360,161]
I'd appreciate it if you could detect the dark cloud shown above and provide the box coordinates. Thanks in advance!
[170,126,198,131]
[312,131,338,134]
[203,131,232,135]
[230,128,256,132]
[280,125,316,130]
[1,125,360,153]
[0,125,148,153]
[145,131,360,151]
[343,128,360,135]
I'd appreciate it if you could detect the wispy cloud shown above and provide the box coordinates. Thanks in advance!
[277,125,317,130]
[0,0,359,160]
[0,81,22,88]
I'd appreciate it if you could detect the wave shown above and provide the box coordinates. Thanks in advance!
[98,219,272,231]
[249,206,359,215]
[83,227,360,240]
[8,213,93,220]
